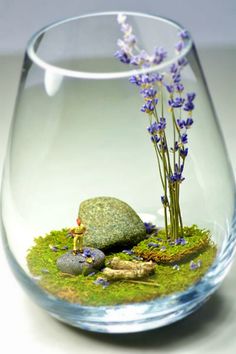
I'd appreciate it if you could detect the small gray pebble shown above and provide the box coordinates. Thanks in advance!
[56,248,105,275]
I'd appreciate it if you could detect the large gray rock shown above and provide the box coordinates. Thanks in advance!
[56,248,105,275]
[79,197,146,250]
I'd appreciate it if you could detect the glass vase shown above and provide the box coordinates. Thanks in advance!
[1,12,236,333]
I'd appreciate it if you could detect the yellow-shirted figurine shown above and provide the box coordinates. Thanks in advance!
[67,218,86,255]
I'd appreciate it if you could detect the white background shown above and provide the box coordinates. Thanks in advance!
[0,1,236,353]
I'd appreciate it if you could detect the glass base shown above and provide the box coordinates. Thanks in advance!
[2,211,236,333]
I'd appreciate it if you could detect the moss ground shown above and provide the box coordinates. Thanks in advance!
[27,226,217,306]
[133,225,212,263]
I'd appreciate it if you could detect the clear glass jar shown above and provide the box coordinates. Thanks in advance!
[1,12,236,333]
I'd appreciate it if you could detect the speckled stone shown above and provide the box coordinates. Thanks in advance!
[56,248,105,275]
[79,197,146,250]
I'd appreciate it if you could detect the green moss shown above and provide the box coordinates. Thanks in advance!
[26,226,217,306]
[133,225,212,263]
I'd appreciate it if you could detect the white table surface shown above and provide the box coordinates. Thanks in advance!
[0,48,236,354]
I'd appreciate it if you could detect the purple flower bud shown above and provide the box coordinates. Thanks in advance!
[152,47,167,64]
[170,63,178,74]
[144,222,157,234]
[161,195,168,205]
[160,246,167,251]
[93,277,110,288]
[179,29,190,40]
[140,87,157,99]
[181,133,188,144]
[173,73,181,83]
[176,83,184,92]
[114,50,131,64]
[178,57,188,67]
[175,41,184,52]
[83,248,92,257]
[141,100,156,113]
[177,118,185,129]
[148,242,159,248]
[186,92,196,102]
[166,84,175,93]
[190,260,199,270]
[173,264,180,270]
[185,117,194,128]
[129,75,141,86]
[180,147,188,158]
[184,101,195,111]
[151,135,161,144]
[155,73,164,81]
[169,97,185,108]
[122,249,134,255]
[159,140,168,152]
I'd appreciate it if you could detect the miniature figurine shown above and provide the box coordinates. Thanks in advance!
[67,218,86,255]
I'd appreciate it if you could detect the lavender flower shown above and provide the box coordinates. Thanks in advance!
[168,97,185,108]
[159,140,168,152]
[144,222,157,234]
[190,260,202,270]
[172,73,182,84]
[129,75,142,86]
[184,92,196,112]
[130,50,150,66]
[161,195,169,206]
[148,242,159,248]
[176,83,184,92]
[175,237,187,246]
[185,117,194,129]
[82,248,92,258]
[170,63,178,73]
[175,41,184,52]
[180,147,188,158]
[147,119,166,135]
[169,164,185,184]
[181,133,188,144]
[179,29,190,40]
[114,50,131,64]
[122,249,134,255]
[184,101,194,111]
[151,135,161,144]
[152,47,167,64]
[172,141,179,152]
[166,84,175,93]
[173,264,180,270]
[160,246,167,251]
[177,118,185,129]
[93,277,110,288]
[140,87,157,99]
[141,100,157,113]
[115,14,197,241]
[178,57,188,67]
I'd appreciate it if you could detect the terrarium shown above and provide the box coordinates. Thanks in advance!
[1,12,236,333]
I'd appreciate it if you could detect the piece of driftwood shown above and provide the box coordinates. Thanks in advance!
[108,257,155,271]
[103,257,156,280]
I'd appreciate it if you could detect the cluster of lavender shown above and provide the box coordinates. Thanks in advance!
[115,14,196,240]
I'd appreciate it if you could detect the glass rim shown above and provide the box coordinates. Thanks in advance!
[26,11,193,80]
